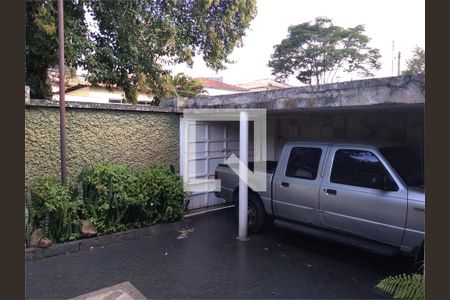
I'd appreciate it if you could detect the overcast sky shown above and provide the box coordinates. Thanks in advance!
[168,0,425,86]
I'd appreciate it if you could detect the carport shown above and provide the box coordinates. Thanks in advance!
[169,74,425,239]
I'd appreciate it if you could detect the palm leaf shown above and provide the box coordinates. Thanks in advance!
[376,273,424,300]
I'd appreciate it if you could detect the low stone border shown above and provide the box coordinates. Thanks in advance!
[25,219,192,261]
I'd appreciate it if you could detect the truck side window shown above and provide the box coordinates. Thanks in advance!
[330,149,398,191]
[285,147,322,180]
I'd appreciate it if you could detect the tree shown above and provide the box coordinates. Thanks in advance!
[171,73,204,97]
[151,73,204,103]
[26,0,90,99]
[402,47,425,75]
[268,17,381,86]
[26,0,257,103]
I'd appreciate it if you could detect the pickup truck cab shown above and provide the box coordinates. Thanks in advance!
[215,141,424,259]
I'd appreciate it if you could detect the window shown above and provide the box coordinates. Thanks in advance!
[285,147,322,180]
[109,98,123,104]
[330,149,398,191]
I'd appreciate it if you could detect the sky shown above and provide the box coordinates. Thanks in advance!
[168,0,425,86]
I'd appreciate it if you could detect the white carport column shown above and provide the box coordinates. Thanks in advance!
[238,110,249,241]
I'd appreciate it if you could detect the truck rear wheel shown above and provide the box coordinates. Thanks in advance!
[234,193,269,233]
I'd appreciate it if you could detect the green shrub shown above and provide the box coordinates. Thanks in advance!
[25,189,32,244]
[25,163,187,244]
[77,163,143,233]
[376,273,424,300]
[140,165,186,223]
[27,177,83,242]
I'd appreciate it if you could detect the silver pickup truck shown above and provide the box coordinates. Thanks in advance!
[215,141,424,260]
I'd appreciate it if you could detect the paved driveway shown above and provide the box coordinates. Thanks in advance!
[26,208,412,299]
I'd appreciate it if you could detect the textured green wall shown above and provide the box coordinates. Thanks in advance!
[25,107,180,183]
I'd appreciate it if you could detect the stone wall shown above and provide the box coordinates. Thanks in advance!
[25,100,180,183]
[167,74,425,110]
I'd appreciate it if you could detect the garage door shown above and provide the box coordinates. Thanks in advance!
[180,119,253,210]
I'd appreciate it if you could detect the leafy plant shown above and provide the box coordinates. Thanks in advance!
[25,189,32,244]
[140,165,187,223]
[376,273,425,300]
[77,163,142,233]
[25,163,187,245]
[27,177,83,242]
[172,73,205,98]
[76,163,186,232]
[151,73,205,104]
[402,46,425,75]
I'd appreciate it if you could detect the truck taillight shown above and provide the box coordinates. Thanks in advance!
[214,170,218,180]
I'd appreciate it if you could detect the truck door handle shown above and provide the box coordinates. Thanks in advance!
[325,189,337,195]
[281,182,289,188]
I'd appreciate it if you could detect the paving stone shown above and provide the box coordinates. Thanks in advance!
[26,208,412,299]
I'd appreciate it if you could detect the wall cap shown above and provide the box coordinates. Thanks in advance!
[26,98,179,113]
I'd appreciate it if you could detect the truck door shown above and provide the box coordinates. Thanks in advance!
[319,146,408,246]
[273,144,328,226]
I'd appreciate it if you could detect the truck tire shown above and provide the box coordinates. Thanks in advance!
[234,193,269,233]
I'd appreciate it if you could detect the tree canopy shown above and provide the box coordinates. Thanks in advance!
[402,46,425,75]
[268,17,381,86]
[26,0,90,99]
[26,0,257,102]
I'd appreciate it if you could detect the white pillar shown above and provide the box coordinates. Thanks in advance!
[238,111,249,240]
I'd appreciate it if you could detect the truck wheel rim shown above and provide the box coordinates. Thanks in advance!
[248,203,256,226]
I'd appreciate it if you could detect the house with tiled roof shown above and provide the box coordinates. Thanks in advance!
[48,69,155,104]
[194,77,248,96]
[235,78,291,92]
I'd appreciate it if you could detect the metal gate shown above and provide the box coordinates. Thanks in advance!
[180,119,253,210]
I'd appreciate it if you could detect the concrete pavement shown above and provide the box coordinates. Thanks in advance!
[26,208,411,299]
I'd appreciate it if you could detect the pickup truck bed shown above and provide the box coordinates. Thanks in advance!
[217,161,278,173]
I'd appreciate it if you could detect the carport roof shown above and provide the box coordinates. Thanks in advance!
[163,74,424,112]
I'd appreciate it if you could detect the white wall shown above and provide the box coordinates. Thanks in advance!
[52,86,154,103]
[203,88,244,96]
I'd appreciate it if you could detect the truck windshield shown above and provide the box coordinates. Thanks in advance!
[379,145,424,187]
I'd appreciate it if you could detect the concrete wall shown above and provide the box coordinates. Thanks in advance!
[25,74,425,187]
[165,74,425,163]
[203,88,243,96]
[169,75,425,110]
[25,100,180,183]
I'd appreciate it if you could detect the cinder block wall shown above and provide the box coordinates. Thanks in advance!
[25,102,180,184]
